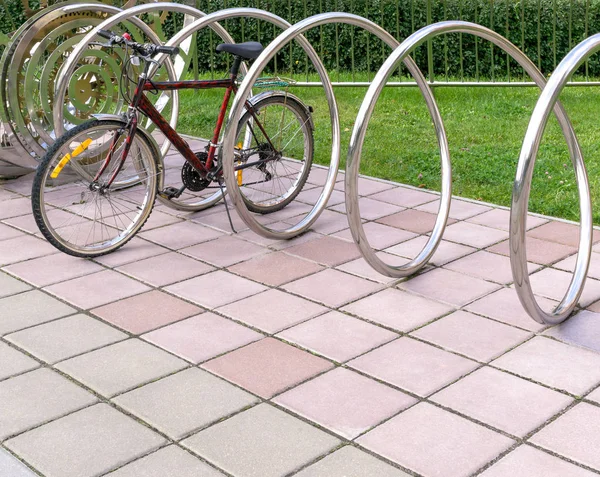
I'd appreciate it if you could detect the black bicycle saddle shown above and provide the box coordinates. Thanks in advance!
[216,41,264,60]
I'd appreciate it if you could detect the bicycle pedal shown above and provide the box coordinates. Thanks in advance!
[159,187,182,199]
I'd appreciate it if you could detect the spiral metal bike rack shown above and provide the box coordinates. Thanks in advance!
[510,35,597,325]
[221,12,444,240]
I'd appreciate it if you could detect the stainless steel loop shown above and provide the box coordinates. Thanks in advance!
[221,12,439,240]
[511,35,595,325]
[346,20,582,281]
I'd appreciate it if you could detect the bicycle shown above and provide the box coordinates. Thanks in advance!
[32,30,315,257]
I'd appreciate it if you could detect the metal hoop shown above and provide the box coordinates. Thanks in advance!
[221,12,440,240]
[511,35,595,325]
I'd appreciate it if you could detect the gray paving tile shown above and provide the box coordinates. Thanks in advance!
[56,339,187,397]
[0,271,31,299]
[5,404,166,477]
[109,446,224,476]
[0,368,96,440]
[182,404,340,477]
[0,448,37,477]
[5,314,127,363]
[294,446,410,477]
[113,368,258,440]
[544,310,600,353]
[0,341,38,380]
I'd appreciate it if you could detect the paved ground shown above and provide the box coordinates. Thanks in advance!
[1,163,600,477]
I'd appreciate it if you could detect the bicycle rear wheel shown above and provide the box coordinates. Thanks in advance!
[32,119,158,257]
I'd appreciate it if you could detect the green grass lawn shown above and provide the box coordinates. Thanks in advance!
[174,73,600,223]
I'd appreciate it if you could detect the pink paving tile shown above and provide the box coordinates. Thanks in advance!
[342,288,454,331]
[44,270,150,310]
[274,368,416,440]
[431,367,572,437]
[444,250,540,284]
[385,236,476,266]
[0,235,56,266]
[306,166,340,185]
[543,310,600,354]
[335,256,402,284]
[192,208,249,233]
[139,221,223,250]
[181,235,266,268]
[305,210,350,235]
[357,402,514,477]
[258,202,313,224]
[298,187,345,206]
[588,386,600,405]
[91,290,203,334]
[467,208,548,231]
[530,403,600,471]
[140,210,183,230]
[94,238,169,268]
[442,222,508,248]
[416,198,492,220]
[269,230,323,251]
[217,289,327,333]
[228,251,323,286]
[3,252,103,287]
[284,236,361,267]
[465,287,555,332]
[349,337,479,397]
[399,268,501,307]
[528,220,600,247]
[480,445,597,477]
[165,270,267,309]
[329,197,404,220]
[283,269,383,308]
[0,189,19,201]
[201,337,333,398]
[376,208,457,234]
[487,237,576,265]
[412,310,532,361]
[334,176,395,195]
[116,252,214,287]
[492,336,600,395]
[0,197,32,219]
[555,251,600,280]
[277,311,397,362]
[332,223,416,250]
[529,268,600,306]
[143,312,263,363]
[0,223,24,241]
[367,187,437,207]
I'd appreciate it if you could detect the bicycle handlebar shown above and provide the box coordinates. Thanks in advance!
[95,29,180,57]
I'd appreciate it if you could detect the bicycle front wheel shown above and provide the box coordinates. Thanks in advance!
[234,93,314,214]
[32,119,158,257]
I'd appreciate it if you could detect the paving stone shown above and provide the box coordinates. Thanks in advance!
[228,251,323,286]
[349,337,479,397]
[277,310,397,362]
[0,448,37,477]
[367,187,437,207]
[445,250,540,284]
[528,221,600,247]
[140,221,223,249]
[283,269,382,308]
[0,223,25,241]
[141,210,183,230]
[269,230,323,251]
[417,198,492,220]
[385,236,476,266]
[487,237,576,265]
[0,342,38,380]
[202,338,333,398]
[181,235,266,268]
[335,256,401,284]
[0,368,96,440]
[3,253,103,287]
[530,403,600,470]
[274,368,415,439]
[342,288,454,332]
[298,187,345,206]
[442,222,508,248]
[399,268,501,307]
[182,404,340,477]
[116,251,214,287]
[5,404,166,477]
[109,446,224,477]
[143,313,262,363]
[330,197,404,220]
[192,207,249,232]
[0,290,75,335]
[294,446,410,477]
[0,271,31,298]
[341,177,395,196]
[93,238,169,268]
[285,235,362,266]
[529,268,600,307]
[357,402,514,477]
[554,251,600,280]
[305,209,351,234]
[91,290,202,334]
[376,209,456,234]
[465,287,555,332]
[0,197,33,219]
[587,386,600,404]
[544,310,600,353]
[492,336,600,395]
[165,270,267,309]
[431,367,572,437]
[44,270,150,310]
[56,339,187,397]
[5,314,126,363]
[217,289,327,333]
[467,208,548,231]
[113,368,258,440]
[0,235,56,266]
[333,223,417,250]
[412,310,532,362]
[479,445,597,477]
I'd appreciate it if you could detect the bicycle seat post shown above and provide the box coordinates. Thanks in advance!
[230,56,243,80]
